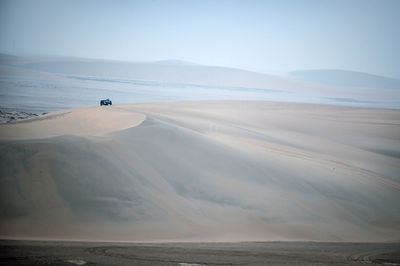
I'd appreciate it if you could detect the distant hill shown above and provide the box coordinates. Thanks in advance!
[289,69,400,89]
[1,54,400,109]
[0,54,317,92]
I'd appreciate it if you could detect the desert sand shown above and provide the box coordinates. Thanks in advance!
[0,101,399,242]
[1,240,399,265]
[0,106,145,139]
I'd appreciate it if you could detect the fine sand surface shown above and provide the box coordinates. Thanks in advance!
[1,240,399,265]
[0,101,399,242]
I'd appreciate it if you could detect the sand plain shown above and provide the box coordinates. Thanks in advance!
[0,101,399,243]
[1,239,399,265]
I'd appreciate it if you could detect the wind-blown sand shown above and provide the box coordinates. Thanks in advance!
[0,101,399,242]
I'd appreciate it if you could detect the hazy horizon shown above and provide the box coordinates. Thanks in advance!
[3,52,400,81]
[1,0,400,79]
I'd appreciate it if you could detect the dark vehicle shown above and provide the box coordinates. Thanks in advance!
[100,99,112,106]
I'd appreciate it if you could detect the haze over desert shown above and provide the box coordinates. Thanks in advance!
[1,0,400,265]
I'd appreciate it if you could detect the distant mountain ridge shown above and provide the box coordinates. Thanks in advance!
[289,69,400,89]
[3,53,398,91]
[1,54,400,109]
[3,54,307,92]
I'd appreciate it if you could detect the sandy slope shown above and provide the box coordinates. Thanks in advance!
[0,101,399,242]
[0,106,145,139]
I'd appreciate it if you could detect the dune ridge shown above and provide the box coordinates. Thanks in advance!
[0,101,399,242]
[0,106,145,139]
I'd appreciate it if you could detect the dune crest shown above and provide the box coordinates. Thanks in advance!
[0,106,145,140]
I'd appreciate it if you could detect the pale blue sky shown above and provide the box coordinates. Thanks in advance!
[1,0,399,78]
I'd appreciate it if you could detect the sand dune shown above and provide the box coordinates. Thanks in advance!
[0,101,399,242]
[0,106,145,139]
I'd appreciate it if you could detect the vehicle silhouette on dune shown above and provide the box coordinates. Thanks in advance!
[100,99,112,106]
